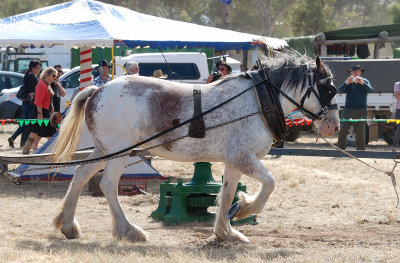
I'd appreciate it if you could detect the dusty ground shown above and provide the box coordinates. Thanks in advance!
[1,124,400,262]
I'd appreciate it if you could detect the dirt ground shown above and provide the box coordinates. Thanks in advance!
[1,123,400,262]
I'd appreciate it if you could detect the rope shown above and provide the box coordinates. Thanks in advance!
[315,128,399,207]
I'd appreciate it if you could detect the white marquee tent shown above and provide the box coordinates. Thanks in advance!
[0,0,287,50]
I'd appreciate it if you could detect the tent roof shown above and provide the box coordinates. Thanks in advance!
[0,0,286,50]
[324,23,400,40]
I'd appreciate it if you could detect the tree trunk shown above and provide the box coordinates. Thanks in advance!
[219,1,231,30]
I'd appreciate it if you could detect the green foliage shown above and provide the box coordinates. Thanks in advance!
[390,3,400,23]
[290,0,336,36]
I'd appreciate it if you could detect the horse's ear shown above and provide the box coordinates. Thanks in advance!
[316,56,327,75]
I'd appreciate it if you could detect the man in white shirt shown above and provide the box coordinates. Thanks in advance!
[93,60,111,87]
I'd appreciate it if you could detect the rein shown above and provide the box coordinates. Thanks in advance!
[2,65,335,168]
[315,129,400,207]
[0,77,267,167]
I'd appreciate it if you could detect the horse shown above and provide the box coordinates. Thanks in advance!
[52,54,340,243]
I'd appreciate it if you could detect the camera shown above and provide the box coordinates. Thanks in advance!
[212,72,222,82]
[352,76,358,83]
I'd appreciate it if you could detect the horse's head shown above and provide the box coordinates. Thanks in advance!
[258,53,339,137]
[300,56,340,136]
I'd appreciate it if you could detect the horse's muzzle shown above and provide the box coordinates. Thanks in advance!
[317,119,340,137]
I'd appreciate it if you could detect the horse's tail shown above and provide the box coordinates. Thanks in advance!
[52,86,98,163]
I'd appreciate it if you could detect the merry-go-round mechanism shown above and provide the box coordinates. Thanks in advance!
[151,162,256,225]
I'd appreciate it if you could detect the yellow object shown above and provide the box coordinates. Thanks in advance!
[111,46,115,80]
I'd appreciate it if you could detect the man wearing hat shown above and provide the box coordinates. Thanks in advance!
[337,65,373,150]
[93,60,111,87]
[206,60,232,83]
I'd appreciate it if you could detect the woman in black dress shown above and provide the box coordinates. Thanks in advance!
[22,67,57,154]
[8,60,42,148]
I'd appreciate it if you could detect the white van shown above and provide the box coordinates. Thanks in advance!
[114,52,209,84]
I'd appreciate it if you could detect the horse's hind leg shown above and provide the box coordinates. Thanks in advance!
[54,147,105,239]
[100,156,149,242]
[213,165,249,242]
[228,153,275,221]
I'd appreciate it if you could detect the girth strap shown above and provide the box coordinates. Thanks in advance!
[188,88,206,138]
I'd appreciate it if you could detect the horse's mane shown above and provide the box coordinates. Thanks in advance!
[258,53,313,91]
[210,53,315,91]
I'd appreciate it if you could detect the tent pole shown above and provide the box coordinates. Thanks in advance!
[79,46,92,90]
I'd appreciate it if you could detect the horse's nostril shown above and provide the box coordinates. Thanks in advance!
[335,126,339,132]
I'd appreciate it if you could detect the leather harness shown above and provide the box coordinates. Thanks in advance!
[188,89,206,138]
[246,70,287,142]
[187,67,337,141]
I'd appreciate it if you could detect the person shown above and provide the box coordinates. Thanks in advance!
[240,64,247,72]
[124,61,139,75]
[206,60,232,84]
[51,65,66,112]
[22,67,58,154]
[28,65,67,152]
[152,69,168,79]
[392,81,400,151]
[93,60,111,87]
[8,60,42,148]
[337,65,373,150]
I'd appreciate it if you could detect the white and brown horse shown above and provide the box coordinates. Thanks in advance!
[52,54,339,243]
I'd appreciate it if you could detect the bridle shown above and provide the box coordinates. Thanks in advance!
[260,66,338,121]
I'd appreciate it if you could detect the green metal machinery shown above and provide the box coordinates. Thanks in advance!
[151,162,256,225]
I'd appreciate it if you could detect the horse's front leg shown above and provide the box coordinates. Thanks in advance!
[213,165,249,242]
[228,152,275,221]
[100,156,149,242]
[54,147,106,239]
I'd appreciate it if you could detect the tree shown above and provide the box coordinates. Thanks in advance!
[290,0,336,36]
[390,3,400,23]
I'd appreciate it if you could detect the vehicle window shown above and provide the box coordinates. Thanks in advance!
[9,76,23,88]
[63,69,99,89]
[16,59,48,73]
[139,63,200,80]
[0,75,7,91]
[0,75,22,91]
[8,61,15,72]
[16,59,32,73]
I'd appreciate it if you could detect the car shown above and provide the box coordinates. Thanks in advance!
[0,71,24,118]
[58,65,100,111]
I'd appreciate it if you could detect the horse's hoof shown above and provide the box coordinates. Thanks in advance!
[61,228,81,239]
[214,228,249,243]
[115,224,149,242]
[60,222,82,239]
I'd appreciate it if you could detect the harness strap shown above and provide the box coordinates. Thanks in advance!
[247,71,287,141]
[188,88,206,138]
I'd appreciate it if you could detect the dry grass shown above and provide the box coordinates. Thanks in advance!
[1,124,400,262]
